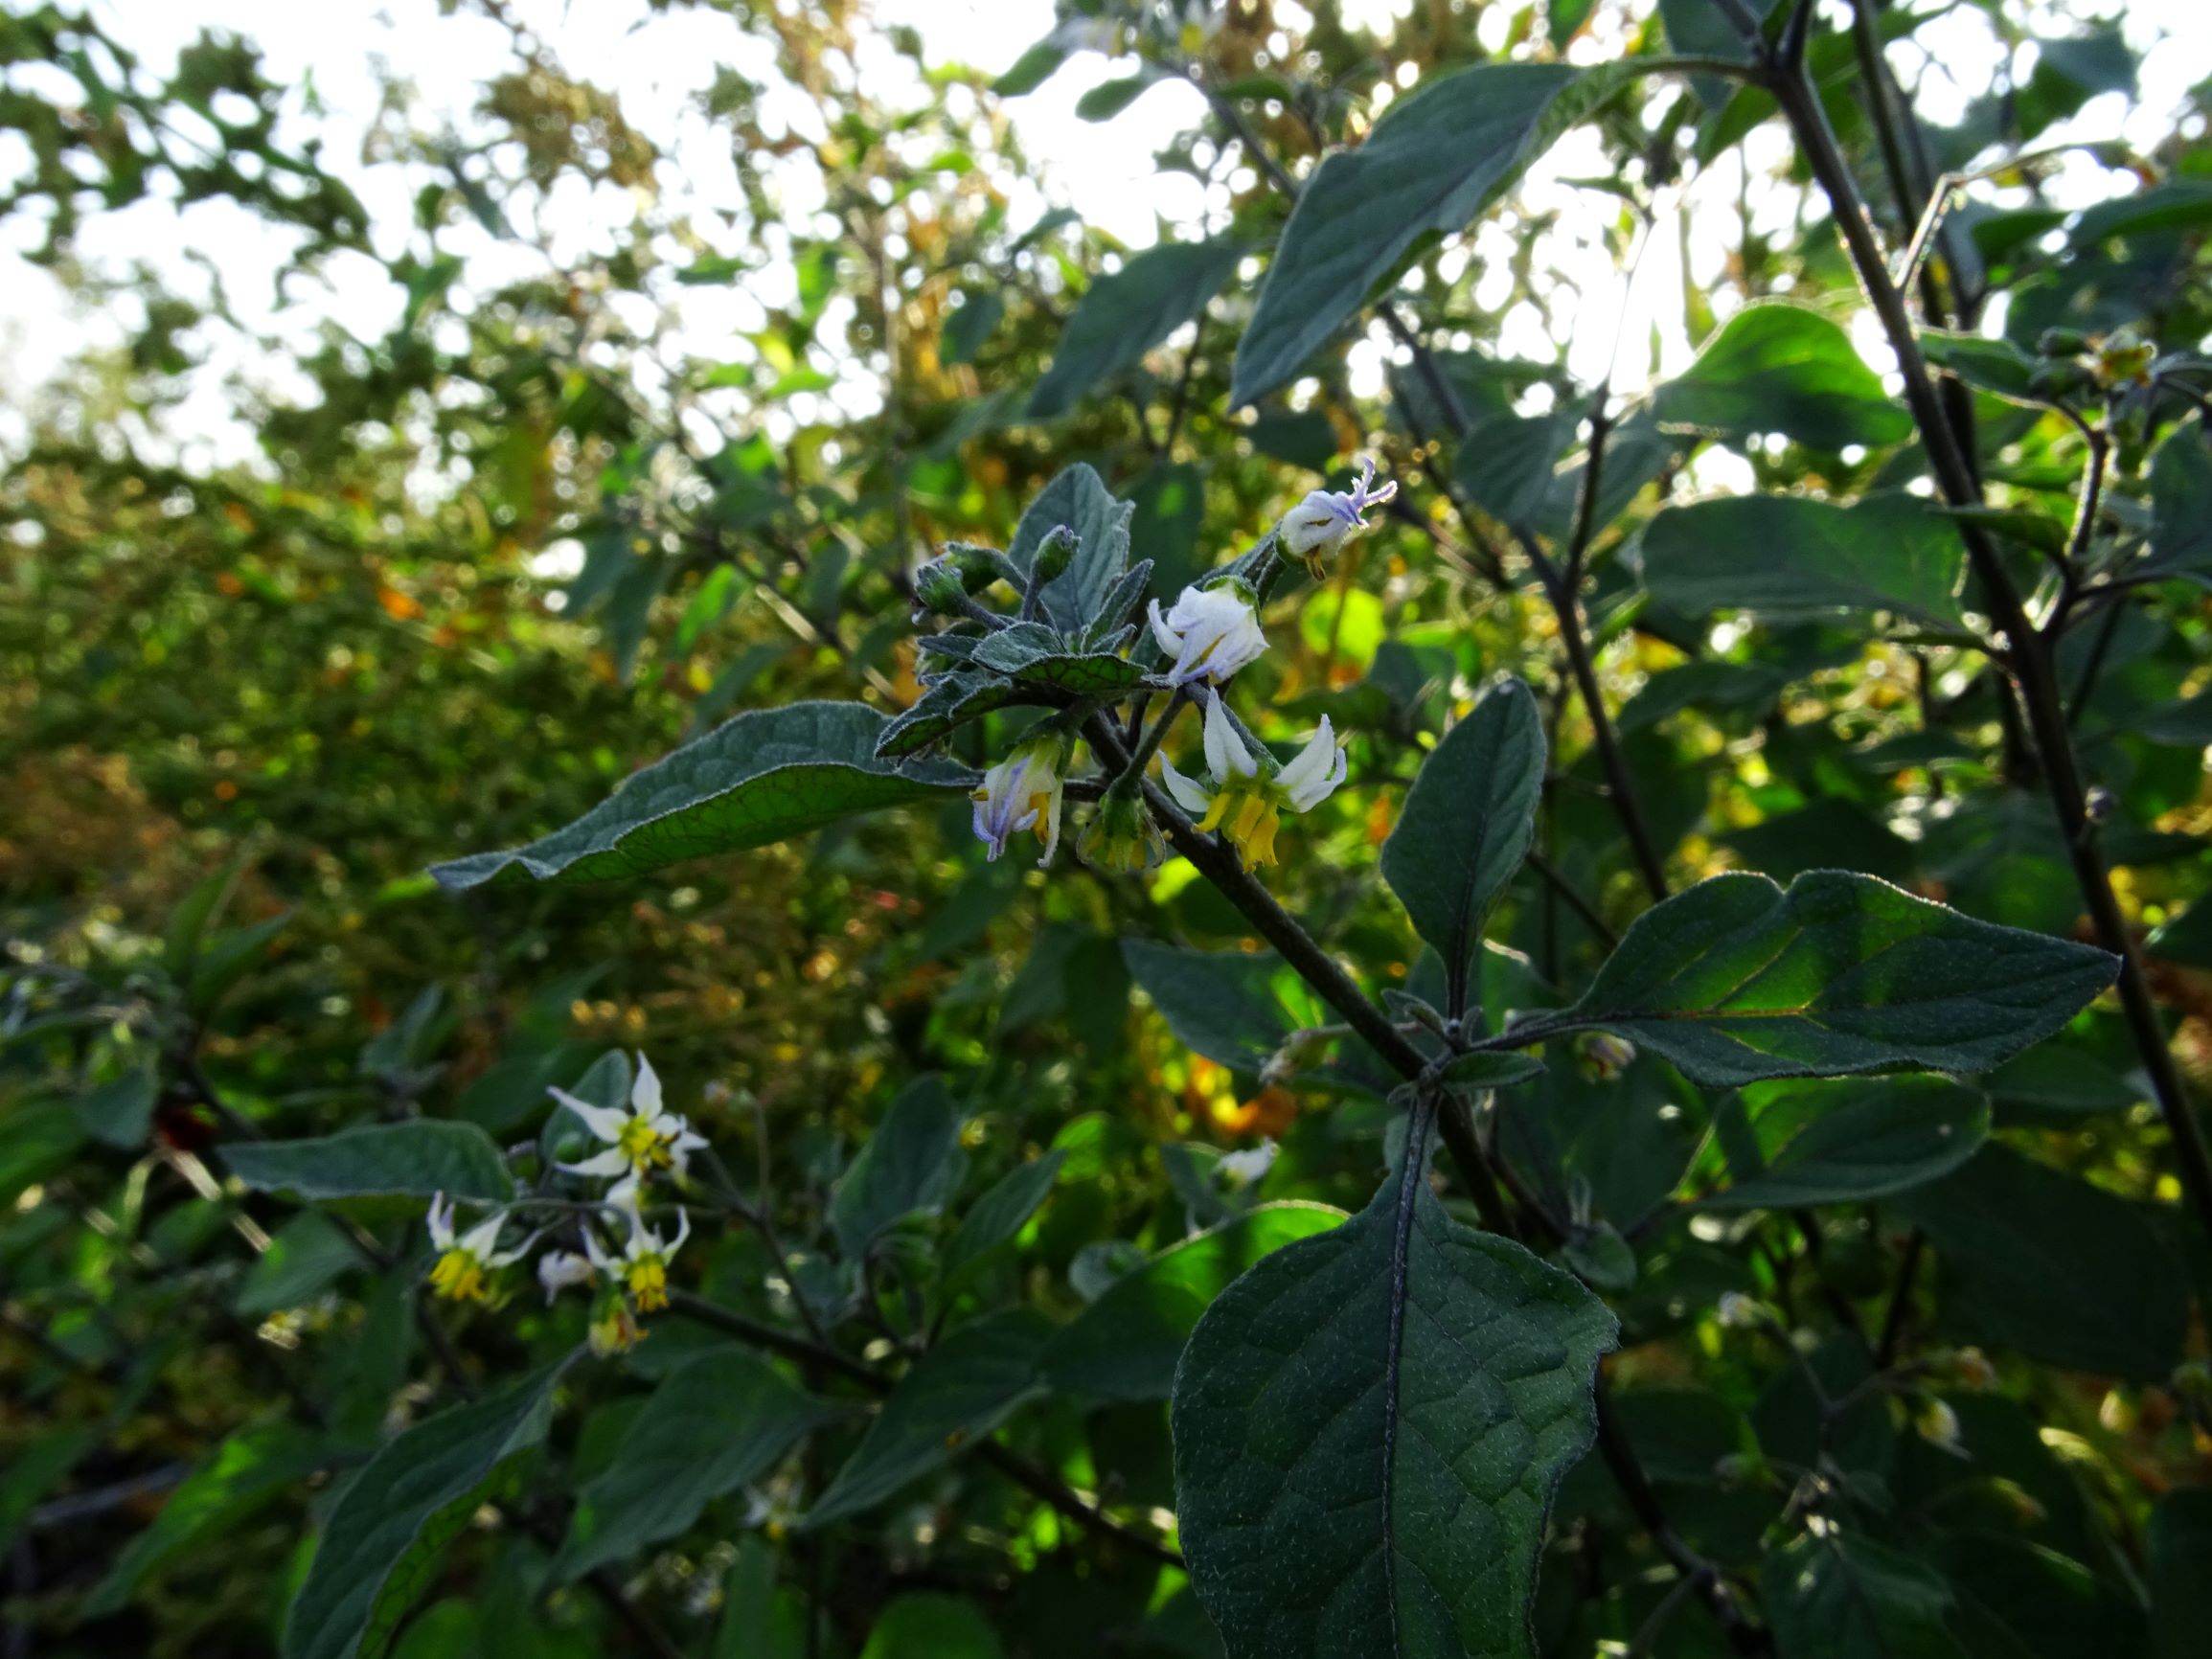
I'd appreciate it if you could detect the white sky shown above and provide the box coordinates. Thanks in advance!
[2,0,2208,472]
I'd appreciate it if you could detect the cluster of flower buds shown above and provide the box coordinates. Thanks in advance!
[953,459,1390,874]
[424,1053,700,1357]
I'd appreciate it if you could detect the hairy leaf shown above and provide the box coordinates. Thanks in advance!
[943,1151,1065,1290]
[1381,678,1545,1014]
[430,703,972,890]
[1692,1079,1989,1210]
[1008,464,1136,635]
[830,1077,964,1261]
[1172,1121,1615,1659]
[222,1121,513,1204]
[1763,1532,1959,1658]
[1123,941,1295,1072]
[1519,872,2116,1086]
[2138,420,2212,587]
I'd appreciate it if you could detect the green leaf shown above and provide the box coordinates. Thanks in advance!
[558,1351,840,1581]
[1042,1201,1348,1403]
[860,1593,1007,1659]
[830,1077,964,1261]
[1653,303,1913,451]
[969,622,1148,697]
[991,41,1065,98]
[87,1424,332,1615]
[285,1361,567,1659]
[1548,0,1595,49]
[222,1121,513,1205]
[1762,1532,1959,1658]
[1639,494,1967,625]
[2149,1489,2212,1659]
[1075,73,1154,122]
[430,703,972,890]
[75,1064,158,1148]
[1233,63,1622,407]
[1028,239,1242,419]
[1920,329,2042,403]
[875,670,1027,759]
[0,1101,85,1204]
[1122,941,1295,1072]
[2137,420,2212,587]
[1898,1143,2186,1380]
[0,1427,96,1550]
[1618,660,1788,732]
[942,1150,1065,1290]
[941,289,1003,365]
[1381,678,1545,1014]
[807,1309,1049,1526]
[1691,1079,1989,1210]
[1007,463,1136,635]
[1521,871,2117,1087]
[1450,409,1576,533]
[236,1212,372,1315]
[1171,1119,1615,1659]
[2148,897,2212,971]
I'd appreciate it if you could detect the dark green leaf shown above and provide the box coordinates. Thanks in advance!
[1548,0,1595,49]
[1122,941,1294,1072]
[0,1428,96,1551]
[1920,330,2041,403]
[1451,410,1576,532]
[860,1593,1007,1659]
[2148,1489,2212,1659]
[1691,1079,1989,1210]
[1654,304,1913,451]
[1618,660,1788,732]
[830,1077,964,1261]
[1007,463,1136,635]
[1028,239,1242,419]
[285,1362,567,1659]
[2137,421,2212,587]
[431,703,973,890]
[969,621,1147,697]
[236,1212,371,1315]
[1439,1051,1547,1091]
[559,1351,840,1580]
[75,1065,158,1148]
[942,1150,1065,1289]
[1381,678,1545,1013]
[1042,1202,1347,1402]
[1523,871,2117,1086]
[1075,74,1154,122]
[992,41,1065,98]
[875,671,1027,759]
[2148,897,2212,971]
[941,289,1003,365]
[223,1121,513,1204]
[1233,63,1624,407]
[1172,1124,1615,1658]
[87,1424,332,1615]
[808,1310,1049,1526]
[1639,494,1967,625]
[1763,1532,1958,1658]
[1898,1143,2186,1380]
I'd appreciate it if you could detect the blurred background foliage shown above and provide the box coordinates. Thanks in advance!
[3,0,2210,1655]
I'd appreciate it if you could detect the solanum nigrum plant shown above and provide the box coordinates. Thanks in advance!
[11,2,2212,1658]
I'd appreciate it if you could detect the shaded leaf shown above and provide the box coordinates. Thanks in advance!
[808,1310,1049,1526]
[1007,463,1136,635]
[943,1151,1065,1290]
[1640,494,1967,625]
[1763,1532,1958,1658]
[1654,304,1913,451]
[1381,678,1545,1013]
[830,1078,964,1261]
[223,1121,513,1205]
[1123,941,1295,1073]
[2137,421,2212,587]
[1233,63,1623,407]
[1519,871,2116,1087]
[431,703,972,890]
[1042,1202,1348,1403]
[1691,1079,1989,1210]
[559,1351,840,1580]
[1028,239,1242,419]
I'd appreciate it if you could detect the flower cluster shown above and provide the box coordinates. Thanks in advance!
[962,460,1389,873]
[423,1051,701,1356]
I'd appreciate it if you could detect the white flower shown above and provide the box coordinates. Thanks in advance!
[425,1193,528,1303]
[536,1248,597,1305]
[1218,1139,1279,1188]
[970,734,1067,866]
[1716,1291,1762,1330]
[1916,1398,1966,1454]
[1147,580,1268,688]
[1277,456,1397,576]
[548,1054,708,1186]
[584,1192,691,1314]
[1158,694,1346,866]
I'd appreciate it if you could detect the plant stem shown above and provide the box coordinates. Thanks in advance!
[1766,45,2212,1243]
